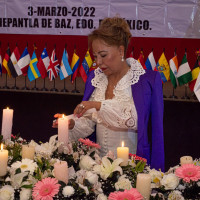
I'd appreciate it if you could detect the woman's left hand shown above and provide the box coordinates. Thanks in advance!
[74,101,101,118]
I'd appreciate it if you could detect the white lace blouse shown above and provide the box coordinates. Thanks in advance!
[69,58,145,157]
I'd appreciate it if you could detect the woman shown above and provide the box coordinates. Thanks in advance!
[54,17,164,171]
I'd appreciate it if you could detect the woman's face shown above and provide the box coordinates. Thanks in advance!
[92,39,124,77]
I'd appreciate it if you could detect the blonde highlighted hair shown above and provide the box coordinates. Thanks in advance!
[88,17,132,56]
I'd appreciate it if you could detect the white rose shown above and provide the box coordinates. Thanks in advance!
[168,190,184,200]
[160,174,179,190]
[97,193,108,200]
[79,155,96,170]
[20,188,31,200]
[115,175,132,190]
[85,171,98,184]
[149,169,163,188]
[62,186,75,197]
[0,185,14,200]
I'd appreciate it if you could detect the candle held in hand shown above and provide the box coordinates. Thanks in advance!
[0,144,8,176]
[1,107,14,140]
[58,114,68,153]
[117,141,129,166]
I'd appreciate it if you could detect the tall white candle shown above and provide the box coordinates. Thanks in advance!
[0,144,8,176]
[22,145,35,160]
[136,173,151,200]
[180,156,193,166]
[1,107,14,140]
[54,161,68,184]
[117,141,129,166]
[58,115,68,152]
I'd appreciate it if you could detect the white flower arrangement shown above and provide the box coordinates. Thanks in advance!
[0,134,199,200]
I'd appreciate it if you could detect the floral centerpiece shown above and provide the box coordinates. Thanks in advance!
[0,134,200,200]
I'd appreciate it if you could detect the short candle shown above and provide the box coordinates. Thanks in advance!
[180,156,193,166]
[22,145,35,160]
[117,141,129,166]
[0,143,8,176]
[54,161,68,184]
[136,173,151,200]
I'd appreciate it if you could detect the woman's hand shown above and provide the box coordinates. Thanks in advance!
[52,113,75,130]
[74,101,101,118]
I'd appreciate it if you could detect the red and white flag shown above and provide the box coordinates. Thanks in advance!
[8,46,22,77]
[37,48,50,79]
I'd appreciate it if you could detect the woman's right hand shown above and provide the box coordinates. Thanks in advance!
[52,113,75,130]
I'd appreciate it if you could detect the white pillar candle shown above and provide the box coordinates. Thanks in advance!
[136,173,151,200]
[21,145,35,160]
[58,115,68,152]
[1,107,14,140]
[0,144,8,176]
[54,161,68,184]
[180,156,193,166]
[117,141,129,166]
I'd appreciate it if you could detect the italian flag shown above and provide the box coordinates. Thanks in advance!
[169,55,178,88]
[177,54,192,86]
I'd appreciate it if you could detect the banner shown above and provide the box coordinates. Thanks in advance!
[0,0,199,38]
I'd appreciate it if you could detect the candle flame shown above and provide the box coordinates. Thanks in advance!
[121,141,124,147]
[62,114,65,118]
[1,143,3,151]
[7,107,9,110]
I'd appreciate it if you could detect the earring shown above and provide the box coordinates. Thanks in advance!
[121,56,124,62]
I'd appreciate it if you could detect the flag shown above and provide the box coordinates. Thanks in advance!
[7,46,22,78]
[89,60,98,72]
[71,51,80,83]
[177,54,192,86]
[79,50,93,82]
[27,51,41,81]
[17,47,30,76]
[138,51,147,69]
[156,52,170,83]
[2,47,11,77]
[59,49,72,80]
[47,49,60,81]
[37,48,50,79]
[194,70,200,101]
[189,58,200,91]
[169,55,179,89]
[145,51,156,70]
[0,49,2,76]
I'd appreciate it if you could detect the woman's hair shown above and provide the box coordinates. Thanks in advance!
[88,17,132,56]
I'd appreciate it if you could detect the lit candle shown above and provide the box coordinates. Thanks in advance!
[0,143,8,176]
[117,141,129,166]
[58,114,68,153]
[54,161,68,184]
[21,145,35,160]
[136,173,151,200]
[1,107,14,140]
[180,156,193,166]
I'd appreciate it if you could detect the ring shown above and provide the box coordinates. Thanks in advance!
[79,104,85,109]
